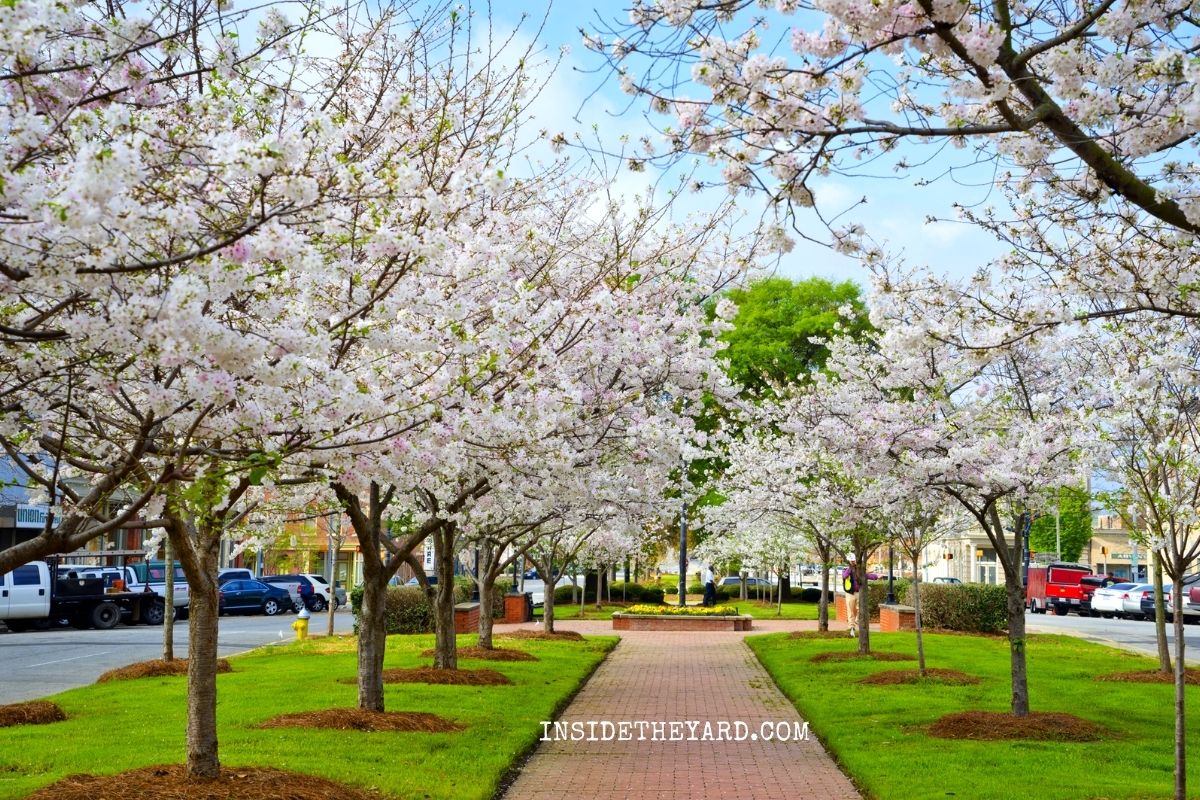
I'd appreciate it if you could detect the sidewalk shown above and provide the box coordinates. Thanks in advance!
[501,620,861,800]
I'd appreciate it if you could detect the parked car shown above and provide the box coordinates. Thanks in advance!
[1078,576,1126,615]
[302,574,338,609]
[217,568,254,585]
[1143,584,1172,621]
[219,579,292,616]
[932,577,963,585]
[1122,584,1156,620]
[1091,582,1140,618]
[259,574,314,612]
[719,576,772,588]
[405,574,439,587]
[1171,573,1200,623]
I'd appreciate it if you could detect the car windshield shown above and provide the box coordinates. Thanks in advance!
[309,575,328,584]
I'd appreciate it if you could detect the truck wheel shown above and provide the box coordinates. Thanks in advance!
[263,599,281,616]
[309,597,327,613]
[1053,604,1069,616]
[144,602,166,626]
[91,602,121,630]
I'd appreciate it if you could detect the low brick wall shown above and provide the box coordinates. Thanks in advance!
[834,593,878,625]
[879,604,917,632]
[454,602,480,634]
[612,614,752,632]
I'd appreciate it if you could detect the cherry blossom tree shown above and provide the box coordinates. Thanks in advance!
[588,0,1200,321]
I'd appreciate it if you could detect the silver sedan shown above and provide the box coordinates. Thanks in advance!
[1091,582,1140,618]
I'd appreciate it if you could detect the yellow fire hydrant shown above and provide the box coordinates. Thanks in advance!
[292,606,310,641]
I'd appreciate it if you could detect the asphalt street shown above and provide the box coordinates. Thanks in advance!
[0,610,349,704]
[1025,610,1200,662]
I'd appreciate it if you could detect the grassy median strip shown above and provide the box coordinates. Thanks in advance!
[749,631,1198,800]
[0,633,616,800]
[539,599,820,620]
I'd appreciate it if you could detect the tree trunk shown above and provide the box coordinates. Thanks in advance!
[171,521,221,779]
[478,569,496,650]
[1156,559,1171,673]
[542,574,556,633]
[856,561,870,655]
[357,575,387,712]
[595,566,603,610]
[1173,581,1187,800]
[818,564,830,632]
[740,570,747,601]
[432,524,458,670]
[1004,566,1030,716]
[913,571,926,676]
[163,537,175,661]
[776,566,784,616]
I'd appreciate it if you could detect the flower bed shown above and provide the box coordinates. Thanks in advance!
[625,604,739,616]
[613,606,752,631]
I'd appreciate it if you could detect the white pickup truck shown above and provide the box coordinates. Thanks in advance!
[1,561,166,631]
[71,561,190,619]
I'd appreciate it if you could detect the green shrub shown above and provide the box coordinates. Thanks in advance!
[902,582,1008,633]
[795,587,833,603]
[553,583,581,604]
[609,582,665,604]
[685,582,733,601]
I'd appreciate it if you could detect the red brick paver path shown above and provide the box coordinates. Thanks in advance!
[502,620,862,800]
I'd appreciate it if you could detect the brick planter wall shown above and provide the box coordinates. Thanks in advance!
[502,594,531,624]
[454,602,480,634]
[879,604,917,632]
[611,614,752,631]
[834,593,878,626]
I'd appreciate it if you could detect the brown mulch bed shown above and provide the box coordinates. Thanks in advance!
[258,708,462,733]
[810,651,916,663]
[497,629,585,642]
[1096,668,1200,685]
[420,646,539,662]
[26,765,383,800]
[859,668,980,686]
[382,667,512,686]
[97,658,232,684]
[0,700,66,728]
[928,710,1108,742]
[789,630,857,640]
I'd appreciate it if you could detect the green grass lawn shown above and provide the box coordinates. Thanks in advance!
[0,633,615,800]
[749,631,1199,800]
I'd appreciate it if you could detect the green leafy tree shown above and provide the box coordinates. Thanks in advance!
[717,277,873,394]
[1029,487,1092,562]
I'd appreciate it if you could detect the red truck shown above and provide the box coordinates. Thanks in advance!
[1026,563,1093,616]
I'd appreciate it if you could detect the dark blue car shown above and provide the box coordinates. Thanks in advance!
[219,579,293,616]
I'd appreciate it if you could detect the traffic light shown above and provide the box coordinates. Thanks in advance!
[1101,546,1108,556]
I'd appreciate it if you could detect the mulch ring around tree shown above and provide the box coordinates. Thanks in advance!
[1096,668,1200,685]
[97,658,232,683]
[858,668,980,686]
[26,765,384,800]
[789,630,857,640]
[809,651,916,663]
[0,700,66,728]
[420,645,539,662]
[383,667,512,686]
[258,708,463,733]
[928,710,1108,742]
[497,629,585,642]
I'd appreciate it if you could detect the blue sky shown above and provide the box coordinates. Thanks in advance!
[489,2,1009,290]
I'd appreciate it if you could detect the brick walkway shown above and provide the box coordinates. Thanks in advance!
[502,620,861,800]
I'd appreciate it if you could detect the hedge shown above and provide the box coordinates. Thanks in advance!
[794,587,834,603]
[902,581,1008,633]
[553,581,665,605]
[863,578,911,621]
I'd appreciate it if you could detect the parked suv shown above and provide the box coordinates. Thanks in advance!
[260,574,326,612]
[304,574,345,609]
